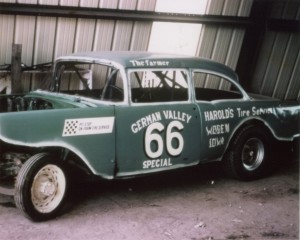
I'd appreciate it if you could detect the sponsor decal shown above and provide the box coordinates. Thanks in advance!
[204,106,275,148]
[62,117,114,137]
[204,107,274,122]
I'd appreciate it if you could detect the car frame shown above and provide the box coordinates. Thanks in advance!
[0,51,299,221]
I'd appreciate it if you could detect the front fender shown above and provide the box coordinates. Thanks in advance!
[0,107,116,178]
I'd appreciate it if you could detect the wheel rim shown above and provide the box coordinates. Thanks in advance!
[242,138,265,171]
[31,164,66,213]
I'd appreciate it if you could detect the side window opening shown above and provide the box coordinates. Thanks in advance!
[129,69,188,103]
[56,62,124,102]
[193,71,243,101]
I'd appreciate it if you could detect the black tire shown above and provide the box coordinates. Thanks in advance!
[224,125,271,181]
[14,153,68,221]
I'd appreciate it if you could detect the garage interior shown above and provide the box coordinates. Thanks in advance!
[0,0,299,239]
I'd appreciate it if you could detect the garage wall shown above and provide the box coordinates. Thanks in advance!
[0,0,155,65]
[0,0,156,91]
[250,0,300,100]
[1,0,253,93]
[197,0,253,71]
[0,0,299,100]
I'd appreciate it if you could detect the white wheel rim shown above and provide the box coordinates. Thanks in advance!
[242,138,265,171]
[31,164,66,213]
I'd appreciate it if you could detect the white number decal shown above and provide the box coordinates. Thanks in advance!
[145,121,184,159]
[145,122,164,159]
[166,121,184,156]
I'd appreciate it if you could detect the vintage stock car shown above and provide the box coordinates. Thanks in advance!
[0,51,299,221]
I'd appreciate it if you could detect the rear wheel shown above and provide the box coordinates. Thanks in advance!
[14,153,68,221]
[225,125,271,181]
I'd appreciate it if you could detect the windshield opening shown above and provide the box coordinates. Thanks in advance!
[54,62,124,102]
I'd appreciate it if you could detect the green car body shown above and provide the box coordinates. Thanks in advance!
[0,51,299,221]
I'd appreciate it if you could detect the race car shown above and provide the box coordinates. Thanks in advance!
[0,51,299,221]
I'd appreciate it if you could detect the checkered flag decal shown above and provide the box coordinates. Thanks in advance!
[63,120,79,136]
[62,117,115,137]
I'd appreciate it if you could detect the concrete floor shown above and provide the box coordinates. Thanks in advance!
[0,159,299,240]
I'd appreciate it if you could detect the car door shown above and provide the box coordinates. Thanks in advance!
[115,68,201,177]
[192,70,247,161]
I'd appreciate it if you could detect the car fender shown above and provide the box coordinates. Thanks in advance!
[0,108,116,179]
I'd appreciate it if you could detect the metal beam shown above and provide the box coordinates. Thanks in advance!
[11,44,23,94]
[0,3,253,27]
[236,0,268,92]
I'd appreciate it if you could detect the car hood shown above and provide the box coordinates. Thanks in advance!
[0,90,107,113]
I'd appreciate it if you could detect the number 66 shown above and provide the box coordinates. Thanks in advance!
[144,121,184,159]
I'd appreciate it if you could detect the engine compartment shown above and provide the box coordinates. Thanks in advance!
[0,152,31,181]
[0,95,53,113]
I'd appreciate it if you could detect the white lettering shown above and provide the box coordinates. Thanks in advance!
[204,108,234,121]
[131,112,162,133]
[130,60,170,67]
[162,110,192,124]
[206,123,230,136]
[252,106,274,116]
[133,111,192,133]
[143,158,172,169]
[209,137,225,148]
[237,108,250,117]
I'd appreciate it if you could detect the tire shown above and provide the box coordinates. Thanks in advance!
[14,153,68,221]
[224,125,271,181]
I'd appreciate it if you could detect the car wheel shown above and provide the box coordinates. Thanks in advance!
[225,125,271,181]
[14,153,68,221]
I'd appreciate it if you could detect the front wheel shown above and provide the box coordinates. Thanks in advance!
[224,125,272,181]
[14,153,68,221]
